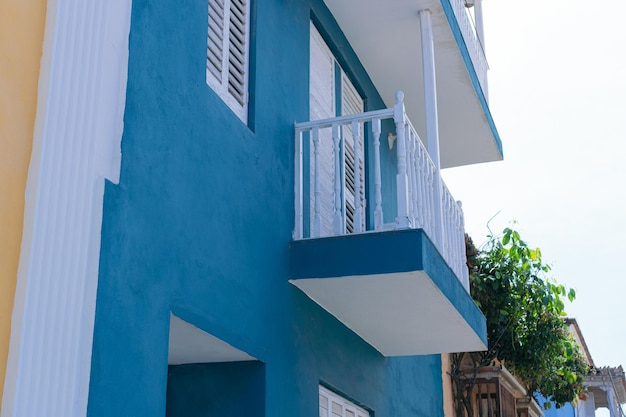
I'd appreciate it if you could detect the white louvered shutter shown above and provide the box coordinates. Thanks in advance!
[309,23,365,236]
[309,24,336,237]
[207,0,250,121]
[319,386,370,417]
[340,72,365,234]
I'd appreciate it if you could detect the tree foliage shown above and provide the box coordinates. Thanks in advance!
[451,227,588,416]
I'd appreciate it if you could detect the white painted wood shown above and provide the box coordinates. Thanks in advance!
[319,386,369,417]
[393,91,409,229]
[309,24,336,238]
[1,0,131,416]
[473,0,488,100]
[450,0,489,97]
[293,130,303,239]
[321,0,499,169]
[340,74,365,234]
[351,120,362,233]
[457,201,470,291]
[407,127,417,226]
[372,118,383,230]
[294,101,469,295]
[313,127,322,238]
[309,23,364,237]
[206,0,250,121]
[419,9,444,248]
[332,123,343,235]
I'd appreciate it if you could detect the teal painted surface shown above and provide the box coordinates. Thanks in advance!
[440,0,504,159]
[88,0,446,416]
[289,228,487,347]
[166,362,265,417]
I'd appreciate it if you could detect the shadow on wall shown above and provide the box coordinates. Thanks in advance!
[166,361,265,417]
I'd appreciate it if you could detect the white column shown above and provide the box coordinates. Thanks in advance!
[419,9,444,248]
[1,0,131,416]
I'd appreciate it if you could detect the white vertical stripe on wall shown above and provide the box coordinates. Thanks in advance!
[1,0,131,416]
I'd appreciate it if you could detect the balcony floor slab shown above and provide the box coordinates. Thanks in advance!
[289,229,487,356]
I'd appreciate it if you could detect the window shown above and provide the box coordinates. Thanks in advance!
[319,386,369,417]
[206,0,250,122]
[309,23,365,236]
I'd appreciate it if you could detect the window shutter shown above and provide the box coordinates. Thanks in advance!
[207,0,249,121]
[309,23,365,236]
[319,386,370,417]
[341,73,365,234]
[320,392,330,417]
[207,0,225,82]
[227,0,248,106]
[309,24,337,237]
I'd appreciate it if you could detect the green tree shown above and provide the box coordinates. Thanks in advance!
[451,228,588,417]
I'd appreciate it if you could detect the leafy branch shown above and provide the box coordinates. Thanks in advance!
[451,228,588,416]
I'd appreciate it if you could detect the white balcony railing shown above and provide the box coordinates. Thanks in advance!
[294,92,470,291]
[450,0,489,97]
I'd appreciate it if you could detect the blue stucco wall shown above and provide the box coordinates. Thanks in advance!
[166,362,265,417]
[87,0,444,416]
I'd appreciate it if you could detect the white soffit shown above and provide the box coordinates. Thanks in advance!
[323,0,502,168]
[168,314,256,365]
[291,271,486,356]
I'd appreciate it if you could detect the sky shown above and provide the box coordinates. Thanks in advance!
[442,0,626,393]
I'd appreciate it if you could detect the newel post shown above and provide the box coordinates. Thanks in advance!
[394,91,410,229]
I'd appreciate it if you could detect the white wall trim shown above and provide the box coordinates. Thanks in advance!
[1,0,132,416]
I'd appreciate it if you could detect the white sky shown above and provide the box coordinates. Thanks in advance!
[442,0,626,389]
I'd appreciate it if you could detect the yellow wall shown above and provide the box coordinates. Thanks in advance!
[0,0,47,408]
[442,354,455,417]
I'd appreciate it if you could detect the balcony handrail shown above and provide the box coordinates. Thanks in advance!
[295,108,393,131]
[449,0,489,98]
[293,91,469,291]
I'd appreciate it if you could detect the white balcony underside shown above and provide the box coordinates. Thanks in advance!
[168,314,256,365]
[291,271,487,356]
[323,0,501,168]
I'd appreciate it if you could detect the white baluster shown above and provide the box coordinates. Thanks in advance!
[372,118,384,230]
[406,128,414,226]
[427,165,435,236]
[443,194,451,262]
[352,120,362,233]
[332,123,342,235]
[312,127,321,237]
[457,200,470,291]
[416,145,425,229]
[394,91,409,228]
[294,129,303,239]
[408,128,418,227]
